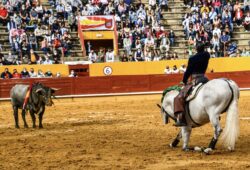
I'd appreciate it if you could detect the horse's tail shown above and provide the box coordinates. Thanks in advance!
[221,80,240,151]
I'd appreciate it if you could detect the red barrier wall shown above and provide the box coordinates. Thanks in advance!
[0,71,250,98]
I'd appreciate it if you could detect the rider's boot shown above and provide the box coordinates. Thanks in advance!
[174,112,187,127]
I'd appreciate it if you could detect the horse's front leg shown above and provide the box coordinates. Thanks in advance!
[181,126,192,151]
[170,130,182,148]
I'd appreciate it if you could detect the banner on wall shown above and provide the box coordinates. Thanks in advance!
[79,16,114,30]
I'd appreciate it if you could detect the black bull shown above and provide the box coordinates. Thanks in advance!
[10,83,57,128]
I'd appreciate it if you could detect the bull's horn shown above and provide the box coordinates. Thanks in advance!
[51,88,60,91]
[36,88,43,93]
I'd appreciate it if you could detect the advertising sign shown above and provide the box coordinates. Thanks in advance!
[79,16,114,31]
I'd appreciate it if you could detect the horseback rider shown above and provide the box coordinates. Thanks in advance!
[174,43,210,126]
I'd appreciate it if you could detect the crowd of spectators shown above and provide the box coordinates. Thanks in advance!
[183,0,250,57]
[0,67,78,78]
[1,67,55,78]
[0,0,76,65]
[117,1,177,62]
[1,0,250,65]
[164,64,186,74]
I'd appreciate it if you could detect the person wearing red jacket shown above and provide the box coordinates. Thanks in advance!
[234,7,244,26]
[0,5,8,26]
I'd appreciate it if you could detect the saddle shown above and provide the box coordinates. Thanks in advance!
[186,83,204,101]
[186,76,209,101]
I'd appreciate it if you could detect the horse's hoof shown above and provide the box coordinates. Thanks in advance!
[204,148,213,154]
[39,126,43,129]
[227,147,234,152]
[194,146,202,152]
[182,147,190,152]
[24,125,29,128]
[33,125,37,128]
[15,126,20,129]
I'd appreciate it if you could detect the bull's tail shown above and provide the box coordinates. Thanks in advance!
[221,80,240,151]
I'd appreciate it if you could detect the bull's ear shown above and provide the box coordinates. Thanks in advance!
[51,88,60,94]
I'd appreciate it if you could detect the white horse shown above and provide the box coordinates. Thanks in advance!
[161,79,239,154]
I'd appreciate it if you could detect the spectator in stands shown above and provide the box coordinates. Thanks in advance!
[20,4,29,24]
[227,42,238,57]
[69,70,78,77]
[0,5,8,26]
[12,69,21,79]
[68,13,77,32]
[172,65,179,74]
[244,0,250,12]
[29,68,37,78]
[241,48,250,57]
[34,25,44,42]
[85,41,92,56]
[105,49,115,62]
[1,68,12,79]
[243,12,250,32]
[123,34,132,55]
[144,36,154,57]
[164,65,172,74]
[43,54,53,64]
[56,2,65,20]
[172,52,179,60]
[29,49,39,64]
[179,64,186,73]
[88,50,97,63]
[29,33,38,50]
[220,31,230,50]
[30,7,38,21]
[56,72,61,77]
[97,48,105,63]
[121,53,129,62]
[234,7,243,27]
[52,50,60,62]
[134,48,144,61]
[7,17,17,31]
[53,37,61,50]
[41,38,49,54]
[37,69,45,77]
[21,67,30,78]
[45,70,53,77]
[211,33,220,57]
[169,29,175,46]
[20,41,30,57]
[159,33,170,54]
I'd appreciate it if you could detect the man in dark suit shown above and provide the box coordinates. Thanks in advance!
[174,43,210,126]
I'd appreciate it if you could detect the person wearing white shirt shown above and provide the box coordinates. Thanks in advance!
[43,55,53,64]
[29,68,37,78]
[212,26,221,38]
[105,49,115,62]
[164,66,172,74]
[172,65,179,74]
[179,64,186,73]
[88,50,97,63]
[144,36,154,56]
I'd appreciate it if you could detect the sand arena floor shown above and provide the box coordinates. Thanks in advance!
[0,92,250,170]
